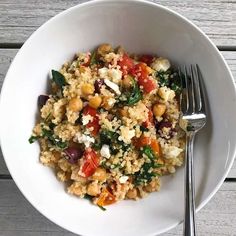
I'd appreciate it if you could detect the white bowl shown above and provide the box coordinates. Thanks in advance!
[1,0,236,235]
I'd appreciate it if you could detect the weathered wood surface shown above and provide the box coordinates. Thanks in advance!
[0,1,236,235]
[0,0,236,46]
[0,180,235,236]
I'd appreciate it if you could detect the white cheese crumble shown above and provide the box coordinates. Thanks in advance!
[98,67,109,79]
[158,86,175,102]
[119,176,129,184]
[100,144,111,159]
[108,68,122,83]
[98,67,122,84]
[151,58,170,72]
[163,145,183,159]
[82,114,93,125]
[76,133,95,148]
[104,79,121,95]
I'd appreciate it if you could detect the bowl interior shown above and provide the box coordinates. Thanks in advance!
[1,1,236,236]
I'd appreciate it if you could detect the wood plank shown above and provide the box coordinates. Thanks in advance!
[0,180,235,236]
[0,0,236,46]
[0,49,17,175]
[0,49,236,177]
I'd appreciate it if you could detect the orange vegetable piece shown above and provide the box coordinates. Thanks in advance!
[97,188,116,206]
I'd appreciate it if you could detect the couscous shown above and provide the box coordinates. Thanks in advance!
[29,44,185,209]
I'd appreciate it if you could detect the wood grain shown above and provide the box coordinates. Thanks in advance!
[0,180,235,236]
[0,0,236,46]
[0,49,236,177]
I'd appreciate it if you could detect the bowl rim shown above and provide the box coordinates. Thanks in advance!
[0,0,236,235]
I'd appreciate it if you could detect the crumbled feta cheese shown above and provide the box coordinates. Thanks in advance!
[163,145,183,159]
[158,86,175,102]
[98,67,109,79]
[98,67,122,84]
[100,144,111,159]
[108,68,122,83]
[82,114,93,125]
[76,133,95,148]
[119,175,129,184]
[104,79,121,95]
[151,58,170,72]
[118,126,135,144]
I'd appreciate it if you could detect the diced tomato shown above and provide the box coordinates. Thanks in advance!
[97,188,116,206]
[83,105,100,136]
[139,55,154,66]
[118,53,134,75]
[134,135,151,148]
[142,109,154,128]
[131,63,157,93]
[134,135,161,157]
[80,148,99,177]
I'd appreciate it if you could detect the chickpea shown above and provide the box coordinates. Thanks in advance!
[122,75,133,88]
[81,84,95,96]
[144,180,159,193]
[153,103,166,117]
[102,96,115,110]
[89,95,102,109]
[92,167,107,182]
[87,182,101,196]
[69,97,83,112]
[126,188,138,199]
[119,107,128,117]
[97,43,113,56]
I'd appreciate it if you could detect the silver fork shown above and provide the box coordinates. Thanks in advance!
[179,65,207,236]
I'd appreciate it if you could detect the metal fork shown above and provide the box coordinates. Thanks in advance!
[179,65,207,236]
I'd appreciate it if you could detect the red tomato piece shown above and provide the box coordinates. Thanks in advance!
[142,109,154,128]
[118,53,134,75]
[139,55,154,66]
[83,105,100,136]
[131,63,157,93]
[80,148,99,177]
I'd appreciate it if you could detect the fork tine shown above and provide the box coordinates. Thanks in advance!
[178,66,188,114]
[190,65,202,112]
[189,65,196,114]
[196,64,206,113]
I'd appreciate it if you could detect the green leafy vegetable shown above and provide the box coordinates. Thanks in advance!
[134,145,161,186]
[156,70,170,87]
[141,145,156,159]
[127,79,142,105]
[42,128,68,149]
[140,126,149,132]
[99,129,129,155]
[28,135,39,144]
[170,72,182,95]
[51,70,68,88]
[90,51,97,65]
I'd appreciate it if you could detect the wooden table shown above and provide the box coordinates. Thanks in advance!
[0,1,236,235]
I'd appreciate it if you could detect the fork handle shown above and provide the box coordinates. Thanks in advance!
[184,133,196,236]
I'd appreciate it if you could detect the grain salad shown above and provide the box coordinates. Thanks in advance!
[29,44,185,209]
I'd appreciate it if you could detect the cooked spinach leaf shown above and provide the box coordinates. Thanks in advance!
[51,70,68,88]
[90,51,97,65]
[134,145,161,186]
[127,80,142,105]
[42,127,68,149]
[28,135,39,144]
